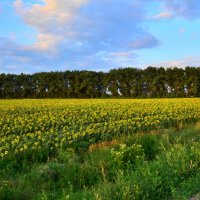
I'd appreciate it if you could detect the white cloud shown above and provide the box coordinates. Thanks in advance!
[159,0,200,19]
[0,0,160,73]
[148,55,200,68]
[14,0,88,51]
[13,0,160,52]
[131,35,160,49]
[109,51,136,58]
[30,33,62,52]
[14,0,88,30]
[4,0,200,73]
[152,12,173,20]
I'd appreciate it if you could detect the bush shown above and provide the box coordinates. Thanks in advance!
[139,134,160,160]
[111,144,144,170]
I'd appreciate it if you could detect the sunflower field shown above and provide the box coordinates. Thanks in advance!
[1,98,200,161]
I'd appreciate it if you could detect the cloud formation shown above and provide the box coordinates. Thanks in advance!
[14,0,160,52]
[0,37,59,73]
[157,0,200,19]
[0,0,200,73]
[0,0,161,73]
[152,12,173,20]
[149,55,200,68]
[14,0,88,51]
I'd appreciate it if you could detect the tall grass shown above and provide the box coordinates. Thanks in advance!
[0,125,199,200]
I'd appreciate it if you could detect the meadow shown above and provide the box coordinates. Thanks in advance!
[0,99,200,199]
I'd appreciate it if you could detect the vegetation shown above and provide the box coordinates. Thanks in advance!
[1,98,200,160]
[1,67,200,98]
[0,99,200,199]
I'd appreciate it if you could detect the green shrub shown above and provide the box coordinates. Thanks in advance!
[139,134,160,160]
[111,144,144,170]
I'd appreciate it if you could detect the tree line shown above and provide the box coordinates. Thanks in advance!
[0,67,200,98]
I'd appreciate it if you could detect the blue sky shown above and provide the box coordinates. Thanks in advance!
[0,0,200,74]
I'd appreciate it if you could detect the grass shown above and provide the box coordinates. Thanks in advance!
[0,125,200,200]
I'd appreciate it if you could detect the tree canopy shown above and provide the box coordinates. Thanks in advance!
[1,67,200,98]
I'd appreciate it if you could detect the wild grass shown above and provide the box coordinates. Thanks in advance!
[0,125,199,200]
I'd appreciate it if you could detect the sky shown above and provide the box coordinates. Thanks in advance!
[0,0,200,74]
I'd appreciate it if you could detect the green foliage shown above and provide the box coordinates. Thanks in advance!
[137,134,160,160]
[91,141,200,200]
[1,67,200,98]
[111,144,144,170]
[0,99,200,199]
[1,98,200,163]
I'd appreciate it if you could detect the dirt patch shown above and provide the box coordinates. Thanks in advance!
[190,193,200,200]
[88,139,119,152]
